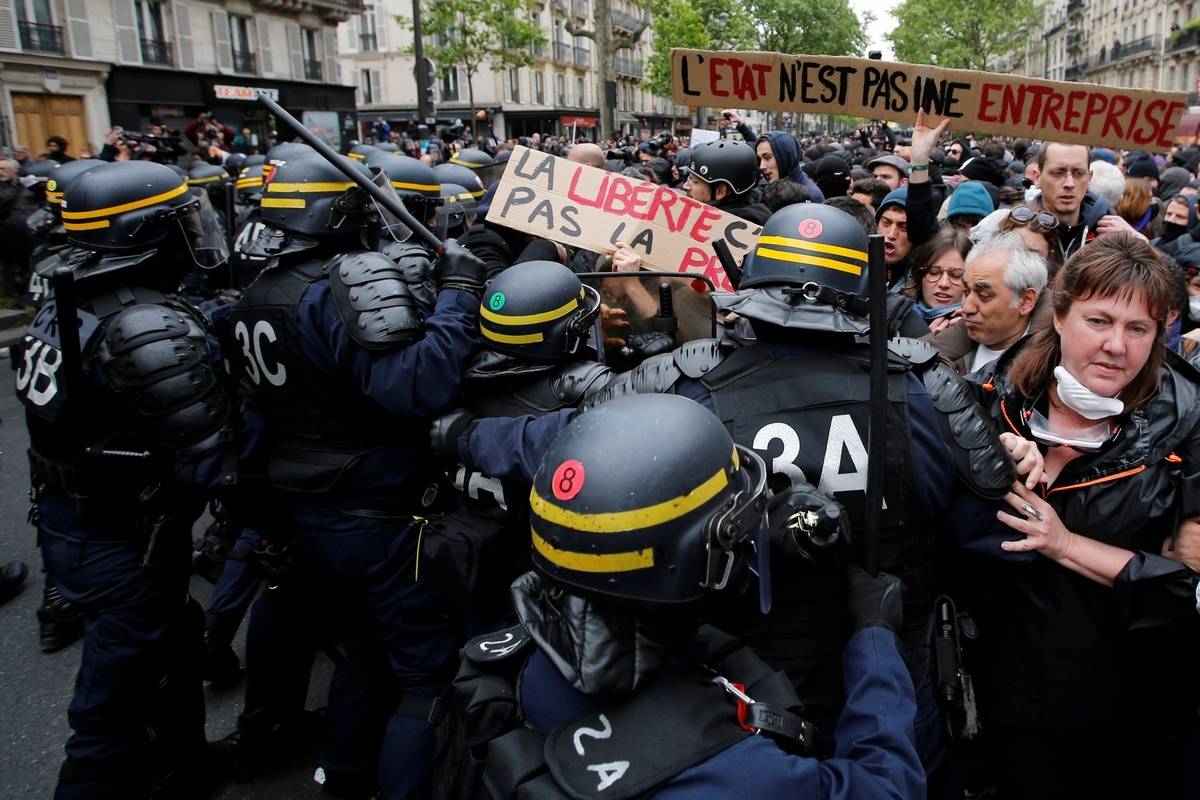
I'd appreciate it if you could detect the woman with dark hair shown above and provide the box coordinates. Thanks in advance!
[1115,175,1162,238]
[960,233,1200,799]
[903,228,971,330]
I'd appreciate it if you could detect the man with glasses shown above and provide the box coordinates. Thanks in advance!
[1032,142,1135,261]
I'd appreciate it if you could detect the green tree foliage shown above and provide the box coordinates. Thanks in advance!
[747,0,868,56]
[889,0,1043,70]
[406,0,546,133]
[644,0,711,100]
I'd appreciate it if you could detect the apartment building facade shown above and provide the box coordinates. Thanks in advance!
[0,0,358,158]
[338,0,689,140]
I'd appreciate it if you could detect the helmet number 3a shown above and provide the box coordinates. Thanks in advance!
[234,320,287,387]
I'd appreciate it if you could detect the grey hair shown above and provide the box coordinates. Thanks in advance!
[1088,160,1125,206]
[965,230,1048,308]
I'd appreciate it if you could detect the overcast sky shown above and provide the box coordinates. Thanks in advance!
[850,0,897,58]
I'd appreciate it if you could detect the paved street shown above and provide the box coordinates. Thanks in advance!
[0,365,334,800]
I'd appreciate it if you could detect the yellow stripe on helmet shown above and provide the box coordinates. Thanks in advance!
[64,219,110,231]
[480,326,545,345]
[531,529,655,573]
[266,182,357,193]
[61,181,188,221]
[391,180,441,192]
[530,465,729,534]
[187,174,228,185]
[757,235,867,263]
[261,197,306,209]
[480,295,578,326]
[753,247,864,276]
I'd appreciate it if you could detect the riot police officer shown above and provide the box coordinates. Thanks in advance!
[433,161,485,202]
[17,159,235,799]
[433,393,925,799]
[227,152,487,798]
[424,261,610,620]
[446,203,1013,764]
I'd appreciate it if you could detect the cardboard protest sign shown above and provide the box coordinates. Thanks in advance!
[485,145,761,291]
[689,128,720,146]
[671,49,1187,151]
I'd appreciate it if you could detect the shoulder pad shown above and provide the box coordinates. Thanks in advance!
[917,357,1015,498]
[464,624,533,664]
[672,338,725,378]
[888,336,939,369]
[97,303,231,454]
[578,352,682,411]
[329,251,424,350]
[550,361,614,406]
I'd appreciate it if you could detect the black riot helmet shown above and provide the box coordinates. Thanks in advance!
[479,261,600,362]
[235,164,266,203]
[688,140,758,196]
[370,153,442,226]
[374,142,399,153]
[714,203,872,334]
[437,182,476,238]
[347,143,380,163]
[244,154,267,167]
[33,158,103,237]
[433,162,485,201]
[223,152,248,178]
[449,146,503,185]
[266,141,314,167]
[187,162,232,208]
[259,154,373,238]
[529,393,768,609]
[63,160,228,270]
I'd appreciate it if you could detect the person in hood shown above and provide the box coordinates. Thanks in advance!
[1154,194,1198,250]
[755,132,825,201]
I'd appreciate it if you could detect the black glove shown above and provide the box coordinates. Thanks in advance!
[430,408,478,462]
[434,238,487,295]
[766,482,851,563]
[846,564,904,635]
[621,331,675,361]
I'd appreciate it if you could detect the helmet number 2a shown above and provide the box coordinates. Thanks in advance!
[14,337,61,407]
[234,320,286,387]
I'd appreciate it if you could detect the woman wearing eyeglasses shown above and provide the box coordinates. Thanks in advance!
[905,228,971,331]
[958,233,1200,799]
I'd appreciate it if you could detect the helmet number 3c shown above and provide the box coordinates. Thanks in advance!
[234,320,287,387]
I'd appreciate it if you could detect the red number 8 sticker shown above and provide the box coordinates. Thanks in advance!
[552,459,586,501]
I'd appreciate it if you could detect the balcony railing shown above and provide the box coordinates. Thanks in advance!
[553,41,571,61]
[1067,29,1083,49]
[571,0,588,16]
[232,49,257,74]
[612,10,640,31]
[359,32,377,50]
[1171,27,1199,52]
[18,20,64,53]
[573,45,588,67]
[304,59,322,80]
[1107,35,1159,62]
[532,42,546,58]
[141,38,173,65]
[614,56,643,78]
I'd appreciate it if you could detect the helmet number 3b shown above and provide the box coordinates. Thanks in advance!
[233,320,287,387]
[14,337,62,407]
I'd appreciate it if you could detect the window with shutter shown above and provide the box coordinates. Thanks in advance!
[64,0,90,57]
[257,18,272,74]
[285,22,302,81]
[212,7,232,72]
[373,3,386,50]
[171,0,192,69]
[321,27,337,85]
[113,0,142,63]
[0,0,17,50]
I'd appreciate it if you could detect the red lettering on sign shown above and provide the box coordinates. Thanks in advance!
[1080,92,1109,136]
[678,246,732,292]
[1101,94,1132,140]
[627,183,654,220]
[1156,101,1187,147]
[1062,90,1087,133]
[688,205,722,243]
[752,63,772,99]
[604,176,633,216]
[567,167,605,208]
[709,58,730,98]
[1039,91,1065,131]
[978,84,1001,123]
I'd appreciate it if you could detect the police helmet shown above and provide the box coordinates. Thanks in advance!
[433,162,485,200]
[374,142,399,153]
[63,160,228,269]
[266,141,314,167]
[223,152,248,178]
[714,204,871,334]
[235,164,266,202]
[370,153,441,202]
[347,143,380,163]
[688,140,758,196]
[480,261,600,362]
[31,158,104,238]
[529,393,767,608]
[260,153,373,238]
[449,147,494,170]
[244,154,267,167]
[187,162,231,191]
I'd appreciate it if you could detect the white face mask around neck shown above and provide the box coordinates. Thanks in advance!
[1053,365,1124,420]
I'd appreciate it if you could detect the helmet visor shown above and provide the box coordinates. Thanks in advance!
[435,192,475,238]
[177,193,230,270]
[369,169,413,243]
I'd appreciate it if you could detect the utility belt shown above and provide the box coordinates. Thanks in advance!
[932,595,982,743]
[28,445,158,514]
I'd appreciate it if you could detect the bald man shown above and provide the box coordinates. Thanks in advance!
[568,142,605,169]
